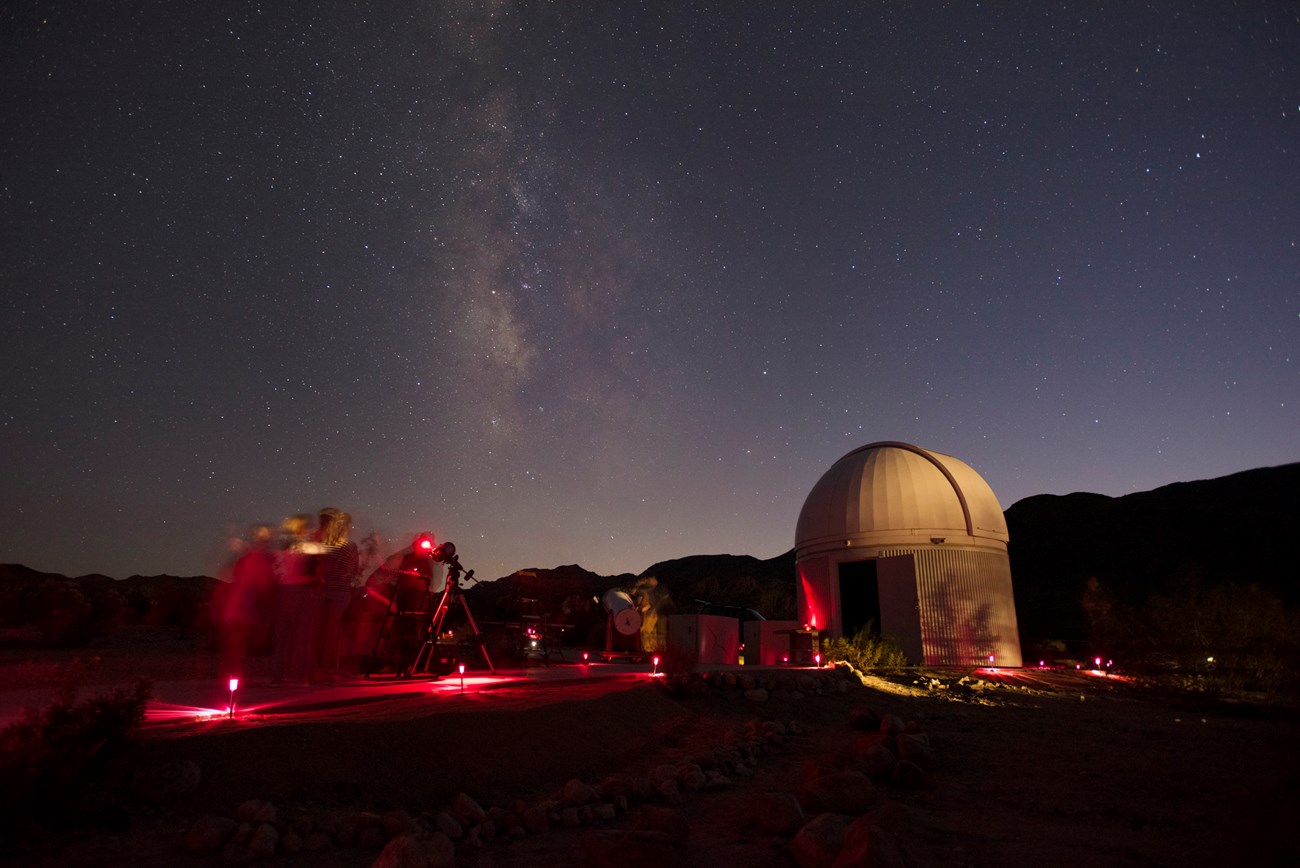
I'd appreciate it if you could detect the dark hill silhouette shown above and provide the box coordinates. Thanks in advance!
[3,462,1295,653]
[1005,461,1300,647]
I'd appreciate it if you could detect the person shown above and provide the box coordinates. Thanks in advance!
[271,514,319,685]
[356,534,449,675]
[313,508,359,681]
[219,524,275,683]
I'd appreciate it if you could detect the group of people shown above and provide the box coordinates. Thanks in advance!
[218,507,376,685]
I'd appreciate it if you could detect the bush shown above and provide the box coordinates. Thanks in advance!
[1085,578,1300,697]
[0,677,152,830]
[823,624,907,671]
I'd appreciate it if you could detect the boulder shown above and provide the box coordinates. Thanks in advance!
[235,799,277,824]
[676,763,707,791]
[370,833,455,868]
[433,811,462,838]
[832,821,906,868]
[896,733,938,771]
[749,791,805,835]
[184,815,237,851]
[522,803,551,834]
[891,760,935,790]
[848,706,881,732]
[248,823,279,858]
[451,792,487,826]
[596,773,638,800]
[791,813,853,868]
[801,770,877,815]
[860,744,898,783]
[383,810,418,838]
[563,777,598,805]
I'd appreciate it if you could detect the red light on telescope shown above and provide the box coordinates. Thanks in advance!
[228,678,239,692]
[414,533,435,555]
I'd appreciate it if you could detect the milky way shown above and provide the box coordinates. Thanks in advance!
[2,2,1297,581]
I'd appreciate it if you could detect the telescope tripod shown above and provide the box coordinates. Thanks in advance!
[411,565,495,676]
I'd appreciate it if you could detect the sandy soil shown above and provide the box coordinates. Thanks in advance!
[3,626,1298,867]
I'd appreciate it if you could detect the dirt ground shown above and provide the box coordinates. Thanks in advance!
[3,626,1299,867]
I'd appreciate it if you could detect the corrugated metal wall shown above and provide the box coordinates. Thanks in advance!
[878,546,1023,667]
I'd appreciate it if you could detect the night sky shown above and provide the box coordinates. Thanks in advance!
[3,2,1297,582]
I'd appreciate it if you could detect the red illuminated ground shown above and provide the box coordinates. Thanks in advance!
[3,626,1298,867]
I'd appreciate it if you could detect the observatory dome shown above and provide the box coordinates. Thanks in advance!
[796,440,1007,557]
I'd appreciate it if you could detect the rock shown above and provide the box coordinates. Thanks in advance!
[896,733,938,771]
[596,773,637,799]
[879,714,906,736]
[676,763,707,791]
[580,830,680,868]
[791,813,853,868]
[383,810,418,838]
[561,807,582,828]
[184,815,237,851]
[832,821,906,868]
[733,762,753,777]
[633,806,689,842]
[434,811,462,838]
[563,777,599,805]
[704,771,734,791]
[749,791,806,835]
[860,745,898,783]
[235,799,277,824]
[848,706,881,731]
[451,793,487,826]
[371,833,455,868]
[248,822,279,857]
[522,803,551,834]
[745,688,770,702]
[657,778,682,803]
[891,760,935,790]
[358,825,387,849]
[801,770,877,815]
[649,764,679,788]
[281,831,303,855]
[594,803,617,821]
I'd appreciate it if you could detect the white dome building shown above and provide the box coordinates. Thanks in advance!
[795,441,1023,667]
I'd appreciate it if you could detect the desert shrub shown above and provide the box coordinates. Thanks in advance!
[0,677,152,830]
[823,624,907,671]
[1086,579,1300,697]
[30,581,127,646]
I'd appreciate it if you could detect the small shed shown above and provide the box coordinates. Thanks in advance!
[795,441,1022,667]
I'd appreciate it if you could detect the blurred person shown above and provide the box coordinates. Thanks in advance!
[272,513,320,685]
[313,508,359,681]
[364,534,445,675]
[219,524,275,683]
